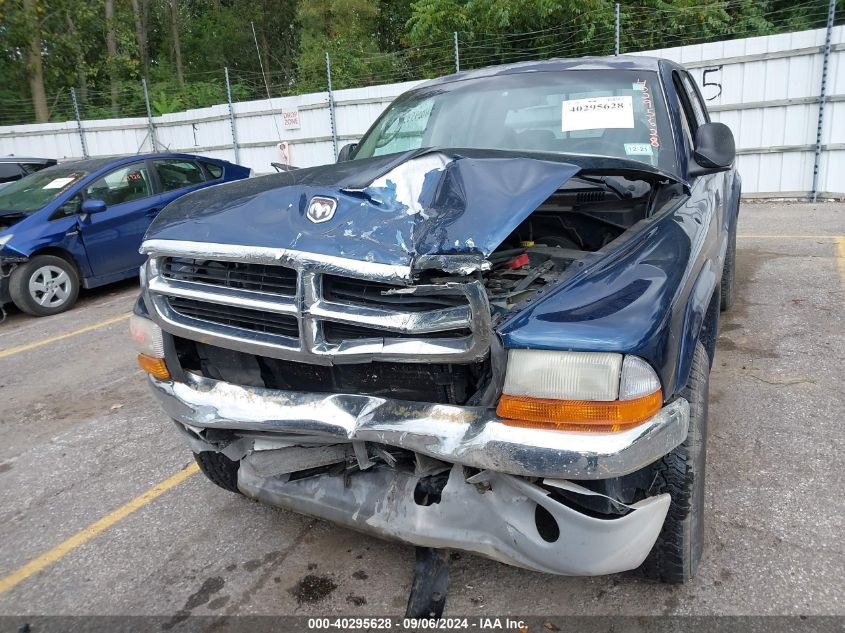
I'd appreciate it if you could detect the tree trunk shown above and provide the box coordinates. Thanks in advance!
[131,0,150,78]
[170,0,185,88]
[105,0,119,116]
[66,13,89,105]
[22,0,48,122]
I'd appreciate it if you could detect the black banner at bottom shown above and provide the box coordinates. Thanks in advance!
[0,616,841,633]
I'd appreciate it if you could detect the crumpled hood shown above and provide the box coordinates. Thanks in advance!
[145,149,581,270]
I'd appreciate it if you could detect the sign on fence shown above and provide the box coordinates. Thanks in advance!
[282,109,301,130]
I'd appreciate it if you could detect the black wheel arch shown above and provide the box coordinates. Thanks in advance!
[698,283,721,365]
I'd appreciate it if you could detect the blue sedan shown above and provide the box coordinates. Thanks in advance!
[0,153,250,316]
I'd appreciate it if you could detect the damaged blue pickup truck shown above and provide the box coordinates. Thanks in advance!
[131,56,740,587]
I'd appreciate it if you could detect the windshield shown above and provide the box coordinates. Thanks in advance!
[0,167,88,214]
[355,70,675,171]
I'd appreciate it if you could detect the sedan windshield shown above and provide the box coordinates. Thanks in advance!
[0,167,88,214]
[355,69,675,171]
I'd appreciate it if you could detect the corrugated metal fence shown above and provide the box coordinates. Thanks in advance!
[1,26,842,197]
[634,25,844,198]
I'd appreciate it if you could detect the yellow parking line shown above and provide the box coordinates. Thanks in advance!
[0,313,129,359]
[0,463,199,594]
[835,237,845,290]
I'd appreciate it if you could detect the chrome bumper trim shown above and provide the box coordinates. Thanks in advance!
[150,373,690,480]
[140,239,412,281]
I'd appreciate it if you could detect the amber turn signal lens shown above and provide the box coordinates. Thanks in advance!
[496,389,662,432]
[137,353,171,380]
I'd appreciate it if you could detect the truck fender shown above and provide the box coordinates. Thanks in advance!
[674,262,719,393]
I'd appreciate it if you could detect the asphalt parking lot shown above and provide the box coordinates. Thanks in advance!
[0,201,843,619]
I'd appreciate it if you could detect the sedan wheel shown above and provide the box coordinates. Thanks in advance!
[9,254,80,316]
[29,265,73,308]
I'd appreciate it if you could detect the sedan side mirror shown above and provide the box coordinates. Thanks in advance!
[81,198,107,214]
[689,122,735,176]
[337,143,358,163]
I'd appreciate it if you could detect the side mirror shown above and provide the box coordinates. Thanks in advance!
[689,122,735,176]
[337,143,358,163]
[81,198,107,214]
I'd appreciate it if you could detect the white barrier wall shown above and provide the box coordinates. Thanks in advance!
[630,26,844,197]
[1,28,842,196]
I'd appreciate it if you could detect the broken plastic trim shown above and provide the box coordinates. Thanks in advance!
[412,254,492,276]
[236,461,671,576]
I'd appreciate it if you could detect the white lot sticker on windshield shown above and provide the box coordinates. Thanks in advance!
[625,143,653,156]
[42,177,76,189]
[562,95,634,132]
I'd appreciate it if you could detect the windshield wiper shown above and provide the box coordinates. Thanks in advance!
[577,175,632,199]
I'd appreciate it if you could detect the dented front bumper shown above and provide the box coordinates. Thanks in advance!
[149,372,688,575]
[150,372,689,480]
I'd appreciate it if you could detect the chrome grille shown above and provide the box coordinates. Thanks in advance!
[322,321,472,343]
[322,275,463,312]
[161,257,297,296]
[168,297,300,339]
[143,241,492,364]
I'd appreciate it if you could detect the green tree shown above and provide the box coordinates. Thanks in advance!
[295,0,402,92]
[178,1,298,94]
[22,0,48,122]
[0,0,103,123]
[407,0,615,75]
[0,0,841,127]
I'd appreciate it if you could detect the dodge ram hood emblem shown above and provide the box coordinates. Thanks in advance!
[307,196,337,223]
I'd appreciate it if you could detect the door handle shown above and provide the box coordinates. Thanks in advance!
[147,208,161,217]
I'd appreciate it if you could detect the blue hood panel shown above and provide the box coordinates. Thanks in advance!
[145,151,580,268]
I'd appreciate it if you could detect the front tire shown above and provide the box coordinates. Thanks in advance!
[194,451,241,493]
[9,254,80,316]
[636,341,710,583]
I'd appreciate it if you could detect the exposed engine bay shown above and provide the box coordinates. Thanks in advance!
[421,173,682,314]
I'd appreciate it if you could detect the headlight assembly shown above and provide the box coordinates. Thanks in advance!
[496,350,662,432]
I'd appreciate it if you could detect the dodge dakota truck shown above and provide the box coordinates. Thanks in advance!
[131,56,740,585]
